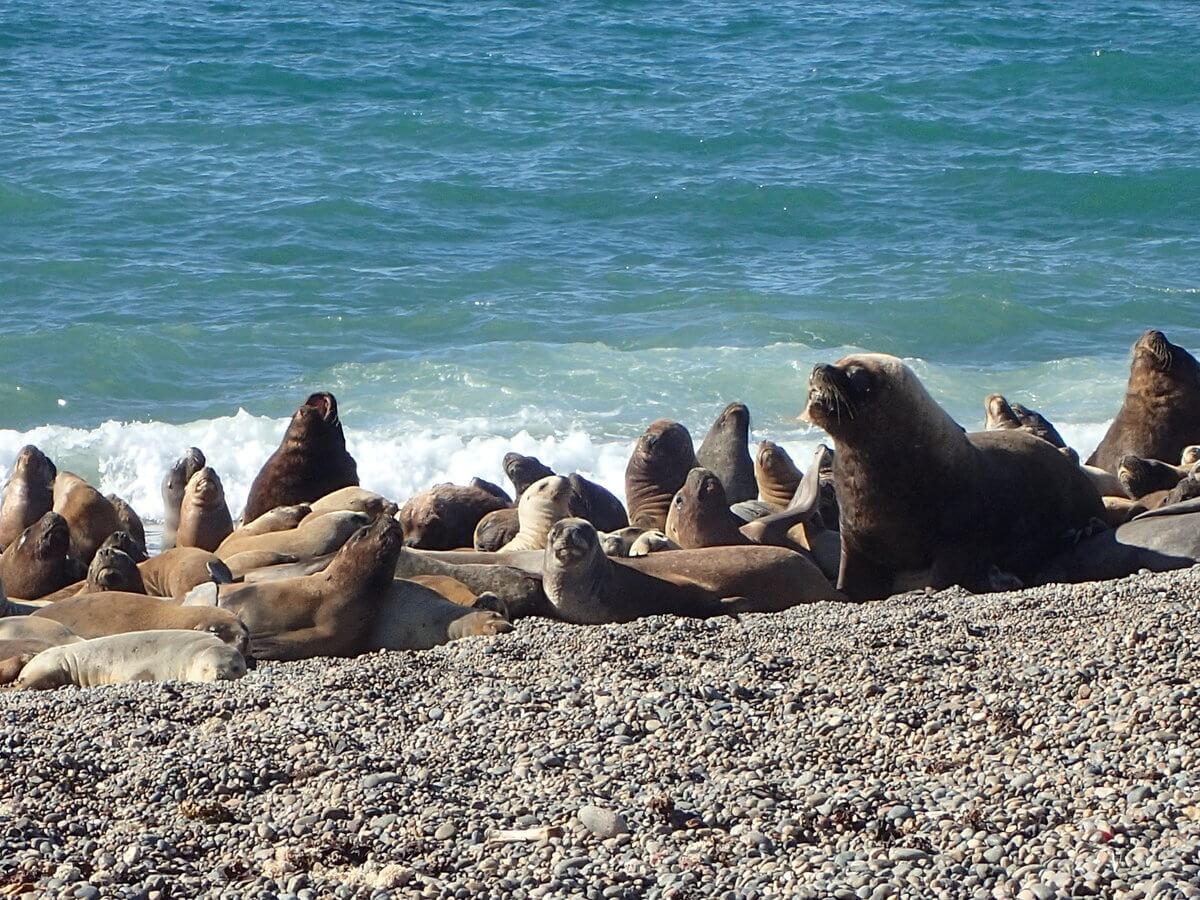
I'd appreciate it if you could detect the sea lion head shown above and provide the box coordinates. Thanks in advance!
[984,394,1020,431]
[503,453,555,497]
[287,392,342,446]
[10,445,56,487]
[519,475,573,516]
[632,420,695,473]
[756,441,797,479]
[196,616,251,658]
[21,511,72,562]
[1183,446,1200,468]
[714,402,750,437]
[185,467,225,508]
[192,643,248,682]
[86,547,143,593]
[1117,454,1185,499]
[1131,330,1200,387]
[97,530,149,564]
[672,467,727,519]
[546,517,599,566]
[164,448,206,495]
[333,514,404,581]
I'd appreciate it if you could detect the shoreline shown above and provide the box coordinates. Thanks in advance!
[2,567,1197,898]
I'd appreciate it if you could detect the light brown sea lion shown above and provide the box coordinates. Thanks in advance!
[804,354,1105,600]
[52,472,121,566]
[405,574,482,606]
[175,467,234,552]
[161,448,206,552]
[983,394,1068,448]
[398,484,510,550]
[223,550,301,580]
[0,445,57,551]
[105,495,147,556]
[32,592,249,655]
[231,503,313,538]
[503,453,555,499]
[202,516,401,660]
[543,518,842,625]
[624,419,699,531]
[498,476,574,553]
[0,618,81,685]
[1088,330,1200,474]
[302,486,398,524]
[243,392,359,524]
[215,510,369,561]
[754,441,803,510]
[0,512,86,601]
[665,468,751,549]
[696,402,757,504]
[473,508,520,551]
[600,526,652,558]
[139,547,233,599]
[367,579,512,651]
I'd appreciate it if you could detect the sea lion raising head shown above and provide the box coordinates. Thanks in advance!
[0,445,57,550]
[0,511,85,600]
[665,467,750,549]
[161,447,206,551]
[624,419,698,531]
[176,467,235,552]
[696,402,757,504]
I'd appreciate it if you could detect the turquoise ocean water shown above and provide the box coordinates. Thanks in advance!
[2,1,1199,518]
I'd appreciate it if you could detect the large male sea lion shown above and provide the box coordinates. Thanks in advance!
[398,484,509,550]
[0,512,85,600]
[804,354,1105,600]
[754,441,803,510]
[175,467,234,552]
[696,402,757,504]
[53,472,121,566]
[1088,330,1200,474]
[161,448,206,551]
[624,420,699,530]
[665,468,751,549]
[498,476,574,553]
[243,392,359,524]
[0,446,57,550]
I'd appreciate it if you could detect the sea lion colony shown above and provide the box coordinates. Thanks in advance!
[1,329,1198,690]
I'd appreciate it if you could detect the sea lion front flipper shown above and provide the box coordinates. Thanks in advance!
[836,539,892,602]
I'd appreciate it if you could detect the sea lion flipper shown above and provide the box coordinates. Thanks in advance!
[786,445,831,515]
[207,561,234,585]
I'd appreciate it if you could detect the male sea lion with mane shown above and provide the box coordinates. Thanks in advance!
[803,353,1105,600]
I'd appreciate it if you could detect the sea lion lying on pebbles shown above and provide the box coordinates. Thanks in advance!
[498,476,574,553]
[0,445,57,551]
[52,472,121,566]
[398,483,509,550]
[175,467,234,552]
[161,447,206,551]
[754,441,803,510]
[625,419,699,531]
[243,392,360,524]
[394,549,548,620]
[0,617,81,684]
[367,579,512,652]
[0,512,85,601]
[697,402,758,504]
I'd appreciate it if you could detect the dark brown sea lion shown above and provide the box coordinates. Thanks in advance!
[398,483,509,550]
[503,453,555,499]
[804,353,1105,600]
[175,467,234,552]
[1117,454,1194,499]
[470,477,512,505]
[52,472,121,566]
[624,419,698,531]
[242,392,359,524]
[754,441,803,510]
[139,547,233,599]
[0,445,57,551]
[696,402,757,504]
[85,546,146,594]
[1088,330,1200,474]
[161,447,206,551]
[98,530,149,564]
[0,512,86,600]
[665,468,751,549]
[473,508,520,551]
[566,473,628,533]
[983,394,1067,448]
[394,548,548,620]
[105,495,147,556]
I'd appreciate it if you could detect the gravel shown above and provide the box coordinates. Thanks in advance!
[1,567,1198,898]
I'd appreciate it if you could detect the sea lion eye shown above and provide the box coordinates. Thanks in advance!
[847,365,871,393]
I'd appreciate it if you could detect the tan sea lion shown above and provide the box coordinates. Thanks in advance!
[105,495,146,556]
[302,486,397,523]
[1088,330,1200,474]
[405,574,483,606]
[983,394,1068,448]
[367,579,512,651]
[0,445,57,550]
[231,503,312,538]
[754,441,803,510]
[0,618,81,685]
[398,484,509,550]
[52,472,121,566]
[473,508,520,551]
[223,550,301,580]
[215,510,369,561]
[243,392,359,524]
[665,468,751,549]
[14,630,246,689]
[804,353,1105,600]
[0,512,86,600]
[498,476,574,553]
[696,402,757,504]
[175,467,234,552]
[624,419,699,530]
[139,547,233,599]
[161,447,206,551]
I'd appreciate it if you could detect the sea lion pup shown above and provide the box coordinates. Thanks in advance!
[14,630,247,690]
[566,474,628,533]
[474,508,520,551]
[302,487,398,523]
[804,354,1106,600]
[754,441,803,510]
[204,515,402,660]
[32,593,249,655]
[0,618,81,685]
[983,394,1068,448]
[139,547,233,599]
[624,419,699,531]
[503,453,555,499]
[498,476,575,553]
[161,447,206,551]
[600,526,651,558]
[1088,330,1200,474]
[0,445,57,551]
[105,495,146,556]
[52,472,121,566]
[398,483,509,550]
[215,510,369,561]
[665,468,751,549]
[174,467,234,553]
[0,512,86,601]
[367,579,512,652]
[696,402,758,504]
[1117,454,1196,499]
[242,391,360,525]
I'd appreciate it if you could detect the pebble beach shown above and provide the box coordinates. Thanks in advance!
[2,568,1197,900]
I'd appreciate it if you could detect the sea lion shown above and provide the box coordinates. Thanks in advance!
[367,579,512,652]
[215,510,369,561]
[0,445,57,550]
[0,617,81,685]
[394,548,548,620]
[983,394,1067,448]
[52,472,121,566]
[503,453,555,499]
[600,526,650,558]
[0,512,86,601]
[498,476,574,553]
[398,484,509,550]
[665,468,751,549]
[405,574,485,607]
[473,508,520,551]
[804,354,1105,600]
[303,486,398,523]
[1117,454,1194,499]
[203,515,402,660]
[243,392,359,524]
[33,593,249,655]
[98,530,149,564]
[223,550,300,580]
[1161,471,1200,507]
[754,441,803,510]
[139,548,233,599]
[174,467,234,552]
[1088,330,1200,474]
[105,495,147,556]
[543,519,842,625]
[624,419,699,530]
[232,503,313,538]
[14,630,246,690]
[628,530,679,556]
[470,477,512,505]
[566,473,629,533]
[1183,446,1200,468]
[86,547,146,594]
[1079,463,1130,499]
[161,447,206,551]
[696,402,757,504]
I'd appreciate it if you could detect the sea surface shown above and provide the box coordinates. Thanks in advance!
[2,0,1199,519]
